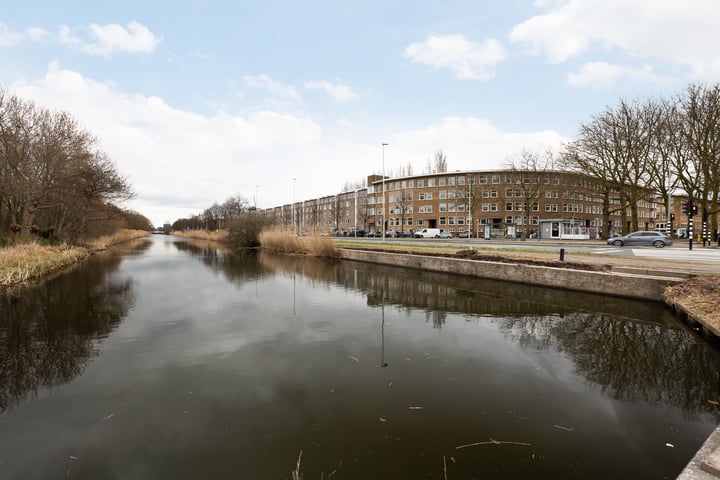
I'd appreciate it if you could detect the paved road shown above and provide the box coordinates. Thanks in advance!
[341,237,720,265]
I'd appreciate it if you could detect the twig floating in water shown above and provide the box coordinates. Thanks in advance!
[327,461,342,479]
[408,406,424,410]
[96,413,116,424]
[443,455,448,480]
[349,356,359,363]
[553,424,575,432]
[456,439,531,450]
[292,450,303,480]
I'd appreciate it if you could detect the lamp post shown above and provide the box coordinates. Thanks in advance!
[382,142,388,242]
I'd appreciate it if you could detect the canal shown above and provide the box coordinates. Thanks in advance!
[1,234,719,479]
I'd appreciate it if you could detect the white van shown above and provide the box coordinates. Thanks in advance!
[414,228,441,238]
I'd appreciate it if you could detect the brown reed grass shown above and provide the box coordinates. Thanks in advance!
[173,229,229,242]
[259,229,340,258]
[85,229,150,250]
[0,243,90,287]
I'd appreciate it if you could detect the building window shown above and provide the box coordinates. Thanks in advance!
[425,205,433,213]
[479,176,487,184]
[425,192,433,200]
[417,179,424,187]
[458,177,465,185]
[506,216,513,224]
[448,176,455,186]
[409,179,414,188]
[428,178,435,187]
[492,175,500,184]
[482,203,490,212]
[505,202,513,211]
[416,219,424,226]
[439,203,447,212]
[440,217,446,225]
[439,190,447,199]
[448,216,456,225]
[505,188,513,197]
[448,203,456,212]
[490,203,498,212]
[515,202,524,211]
[439,178,446,186]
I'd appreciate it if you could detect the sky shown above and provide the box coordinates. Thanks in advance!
[2,0,720,226]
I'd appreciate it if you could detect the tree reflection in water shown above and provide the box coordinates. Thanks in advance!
[258,254,720,420]
[0,244,141,411]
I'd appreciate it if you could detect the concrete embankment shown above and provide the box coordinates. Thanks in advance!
[340,249,680,302]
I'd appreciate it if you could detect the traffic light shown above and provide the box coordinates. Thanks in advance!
[691,203,698,216]
[670,213,675,222]
[682,201,689,214]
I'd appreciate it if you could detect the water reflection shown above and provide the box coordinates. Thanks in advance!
[251,253,720,417]
[0,252,136,411]
[2,238,719,479]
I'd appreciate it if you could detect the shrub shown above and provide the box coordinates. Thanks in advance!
[226,212,274,248]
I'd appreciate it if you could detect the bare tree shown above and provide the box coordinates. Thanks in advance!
[0,88,134,242]
[670,83,720,238]
[505,149,553,238]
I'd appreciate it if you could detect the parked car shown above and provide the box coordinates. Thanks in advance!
[436,231,453,239]
[457,230,472,238]
[607,231,673,248]
[385,230,399,238]
[348,229,365,237]
[402,230,414,237]
[415,228,441,238]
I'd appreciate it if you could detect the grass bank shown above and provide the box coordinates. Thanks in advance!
[1,243,90,287]
[85,229,151,250]
[1,229,150,288]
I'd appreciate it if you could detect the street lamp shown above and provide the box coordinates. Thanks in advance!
[382,143,388,242]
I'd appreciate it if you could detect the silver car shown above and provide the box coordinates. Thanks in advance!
[607,231,673,248]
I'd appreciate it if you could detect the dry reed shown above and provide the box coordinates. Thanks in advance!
[259,229,340,258]
[0,243,90,287]
[86,229,150,250]
[173,229,229,242]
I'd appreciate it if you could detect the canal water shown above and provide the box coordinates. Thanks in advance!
[1,235,719,479]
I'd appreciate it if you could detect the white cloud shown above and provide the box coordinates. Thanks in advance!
[404,34,507,80]
[0,23,48,46]
[8,63,564,225]
[304,81,358,102]
[0,23,23,47]
[26,27,49,43]
[59,21,160,56]
[392,116,566,171]
[567,62,662,89]
[510,0,720,80]
[244,74,302,101]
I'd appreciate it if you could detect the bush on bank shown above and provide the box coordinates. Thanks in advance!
[226,212,274,248]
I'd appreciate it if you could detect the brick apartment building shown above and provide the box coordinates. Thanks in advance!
[268,169,663,240]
